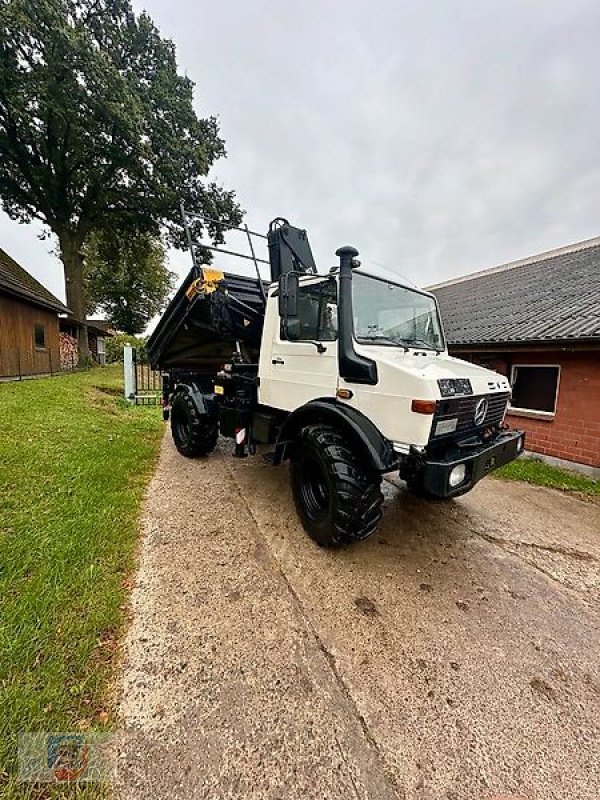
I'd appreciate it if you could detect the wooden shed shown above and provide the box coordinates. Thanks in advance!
[0,247,70,379]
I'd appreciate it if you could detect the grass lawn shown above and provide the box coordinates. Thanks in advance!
[0,366,164,796]
[496,456,600,496]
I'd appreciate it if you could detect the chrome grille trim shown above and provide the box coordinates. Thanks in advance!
[431,392,509,441]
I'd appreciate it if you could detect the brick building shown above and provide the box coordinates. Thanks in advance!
[430,237,600,476]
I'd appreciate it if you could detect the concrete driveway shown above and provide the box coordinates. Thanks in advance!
[117,433,599,800]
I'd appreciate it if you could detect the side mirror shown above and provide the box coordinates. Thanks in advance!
[278,272,299,318]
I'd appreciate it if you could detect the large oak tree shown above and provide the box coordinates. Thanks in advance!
[0,0,241,357]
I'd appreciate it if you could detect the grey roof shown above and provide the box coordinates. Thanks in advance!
[59,317,115,336]
[86,319,115,337]
[429,237,600,346]
[0,247,70,314]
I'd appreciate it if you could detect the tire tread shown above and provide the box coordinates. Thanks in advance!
[291,423,383,546]
[171,390,218,457]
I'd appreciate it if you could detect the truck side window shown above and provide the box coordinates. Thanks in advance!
[281,279,338,341]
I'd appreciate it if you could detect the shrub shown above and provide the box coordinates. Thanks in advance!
[105,333,148,363]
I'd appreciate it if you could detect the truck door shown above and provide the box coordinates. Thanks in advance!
[259,277,338,410]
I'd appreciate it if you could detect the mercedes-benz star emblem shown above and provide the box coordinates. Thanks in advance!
[474,397,489,426]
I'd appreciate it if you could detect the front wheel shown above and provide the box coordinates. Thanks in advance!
[290,424,384,547]
[170,391,218,457]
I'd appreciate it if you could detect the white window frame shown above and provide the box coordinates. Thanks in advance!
[509,363,561,418]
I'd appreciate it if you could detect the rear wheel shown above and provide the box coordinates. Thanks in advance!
[170,391,218,457]
[291,424,383,547]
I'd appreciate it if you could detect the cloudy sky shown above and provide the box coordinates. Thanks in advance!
[2,0,599,308]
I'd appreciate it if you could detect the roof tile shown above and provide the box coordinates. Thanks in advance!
[0,247,70,314]
[431,241,600,345]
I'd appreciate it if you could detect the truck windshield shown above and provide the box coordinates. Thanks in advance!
[352,272,444,351]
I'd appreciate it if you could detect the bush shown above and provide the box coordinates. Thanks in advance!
[105,333,148,363]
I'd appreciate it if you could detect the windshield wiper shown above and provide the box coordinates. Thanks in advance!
[358,334,410,351]
[359,335,396,343]
[398,337,441,353]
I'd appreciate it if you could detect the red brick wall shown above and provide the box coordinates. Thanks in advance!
[454,349,600,468]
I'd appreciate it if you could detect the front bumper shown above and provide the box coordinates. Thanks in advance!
[422,429,524,498]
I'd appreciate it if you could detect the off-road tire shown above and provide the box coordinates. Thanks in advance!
[291,424,384,547]
[170,391,218,457]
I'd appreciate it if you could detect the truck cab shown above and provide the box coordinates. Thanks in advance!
[259,268,511,449]
[257,248,522,503]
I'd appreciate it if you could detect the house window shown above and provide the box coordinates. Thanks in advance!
[510,365,560,414]
[96,336,106,365]
[34,323,46,350]
[281,279,338,341]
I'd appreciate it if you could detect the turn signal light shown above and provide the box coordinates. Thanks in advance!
[411,399,437,414]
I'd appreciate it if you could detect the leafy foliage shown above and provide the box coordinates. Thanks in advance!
[0,0,242,239]
[105,331,147,363]
[86,229,174,334]
[0,0,242,344]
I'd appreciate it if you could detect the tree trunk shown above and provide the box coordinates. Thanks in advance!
[60,233,90,362]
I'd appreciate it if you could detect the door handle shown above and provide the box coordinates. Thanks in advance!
[272,357,285,365]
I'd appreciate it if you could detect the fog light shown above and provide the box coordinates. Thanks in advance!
[449,463,466,488]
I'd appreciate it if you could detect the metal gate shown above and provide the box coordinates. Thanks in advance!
[124,346,161,405]
[134,349,161,405]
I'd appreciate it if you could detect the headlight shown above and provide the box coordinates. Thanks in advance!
[449,463,467,488]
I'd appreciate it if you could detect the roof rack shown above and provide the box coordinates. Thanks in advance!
[180,203,317,294]
[180,204,268,303]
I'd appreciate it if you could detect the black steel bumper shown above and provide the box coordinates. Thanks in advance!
[422,429,525,499]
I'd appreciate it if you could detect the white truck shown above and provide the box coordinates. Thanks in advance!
[148,214,524,547]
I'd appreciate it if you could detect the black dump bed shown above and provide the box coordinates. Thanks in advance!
[147,265,269,371]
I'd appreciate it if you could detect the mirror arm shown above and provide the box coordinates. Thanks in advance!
[282,322,327,353]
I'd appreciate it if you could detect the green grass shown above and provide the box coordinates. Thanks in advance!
[496,456,600,496]
[0,366,163,797]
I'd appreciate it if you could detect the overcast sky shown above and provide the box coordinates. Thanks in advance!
[2,0,599,309]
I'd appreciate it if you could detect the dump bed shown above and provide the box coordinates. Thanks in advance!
[147,265,269,371]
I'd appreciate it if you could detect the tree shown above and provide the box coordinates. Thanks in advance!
[86,229,174,334]
[104,332,147,363]
[0,0,242,358]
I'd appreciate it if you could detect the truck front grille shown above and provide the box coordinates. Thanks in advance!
[431,392,509,442]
